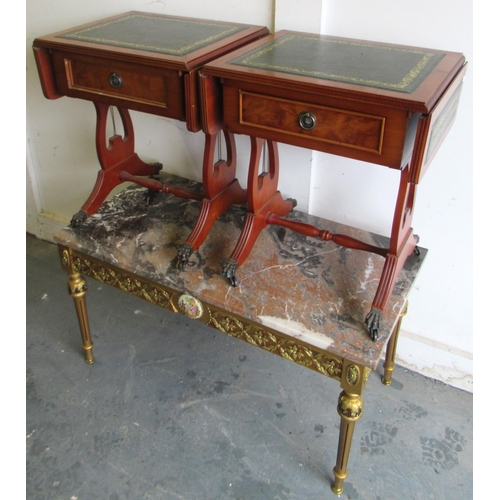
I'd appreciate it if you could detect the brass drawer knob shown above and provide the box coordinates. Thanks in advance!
[298,111,317,130]
[109,72,123,89]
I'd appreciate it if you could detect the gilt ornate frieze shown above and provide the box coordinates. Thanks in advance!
[64,248,343,381]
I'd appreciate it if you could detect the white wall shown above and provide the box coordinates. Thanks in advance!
[316,1,473,393]
[26,0,473,392]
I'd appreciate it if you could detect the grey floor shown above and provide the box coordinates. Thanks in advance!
[26,233,472,500]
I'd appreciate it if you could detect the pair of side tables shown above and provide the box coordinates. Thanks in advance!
[32,11,466,495]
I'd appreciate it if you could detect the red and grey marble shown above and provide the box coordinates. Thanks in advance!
[54,173,426,369]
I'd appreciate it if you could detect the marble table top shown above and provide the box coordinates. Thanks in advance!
[54,174,426,369]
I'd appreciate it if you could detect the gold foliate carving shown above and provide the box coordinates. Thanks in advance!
[210,311,244,335]
[210,311,342,380]
[72,256,175,312]
[312,355,343,379]
[61,249,70,266]
[245,328,278,349]
[337,391,363,421]
[346,364,360,386]
[68,278,87,296]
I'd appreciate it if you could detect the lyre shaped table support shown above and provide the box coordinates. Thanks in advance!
[222,137,296,285]
[177,130,247,267]
[71,103,163,226]
[220,134,418,340]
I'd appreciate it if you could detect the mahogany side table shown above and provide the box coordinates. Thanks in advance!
[54,175,427,495]
[198,30,467,340]
[33,11,268,235]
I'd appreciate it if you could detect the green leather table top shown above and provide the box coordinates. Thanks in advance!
[58,12,248,56]
[229,33,446,93]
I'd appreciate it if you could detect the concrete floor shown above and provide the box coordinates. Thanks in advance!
[26,233,472,500]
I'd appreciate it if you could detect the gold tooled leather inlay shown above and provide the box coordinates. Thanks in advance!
[230,34,445,93]
[58,13,246,56]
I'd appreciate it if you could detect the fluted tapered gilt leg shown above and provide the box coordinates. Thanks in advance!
[67,271,94,364]
[332,390,364,494]
[382,302,408,385]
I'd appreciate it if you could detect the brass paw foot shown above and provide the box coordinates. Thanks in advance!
[70,210,88,227]
[223,259,239,287]
[176,243,193,270]
[365,307,382,341]
[413,234,421,256]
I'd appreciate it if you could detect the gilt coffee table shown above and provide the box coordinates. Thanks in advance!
[54,175,427,495]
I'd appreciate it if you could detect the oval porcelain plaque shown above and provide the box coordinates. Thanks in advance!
[178,294,204,319]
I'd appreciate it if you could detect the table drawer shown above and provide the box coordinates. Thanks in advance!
[52,51,184,119]
[221,84,413,168]
[239,91,386,155]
